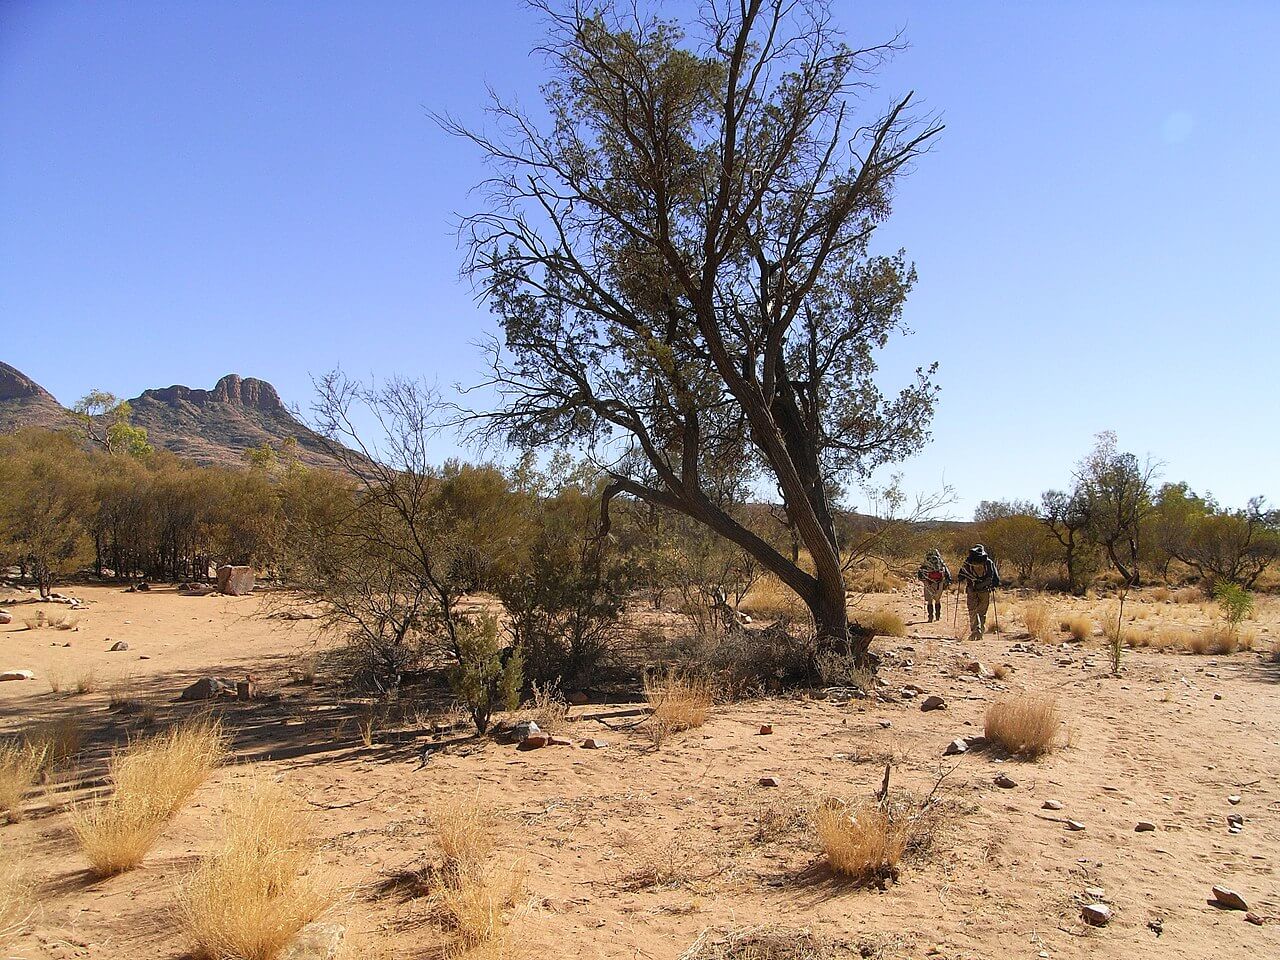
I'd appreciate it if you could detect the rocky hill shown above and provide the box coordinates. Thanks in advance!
[0,360,74,433]
[0,362,349,470]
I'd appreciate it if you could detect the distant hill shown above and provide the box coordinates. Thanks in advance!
[0,360,74,433]
[0,362,349,471]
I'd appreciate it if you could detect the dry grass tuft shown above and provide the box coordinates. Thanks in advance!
[178,778,329,960]
[0,848,33,947]
[73,670,99,695]
[28,715,83,767]
[644,673,713,746]
[1061,614,1092,641]
[430,863,524,954]
[815,799,909,882]
[1022,600,1051,641]
[70,715,227,875]
[1149,586,1171,603]
[984,693,1060,758]
[853,609,906,638]
[679,925,830,960]
[526,680,570,734]
[1172,586,1203,604]
[432,792,497,877]
[0,741,48,823]
[738,576,806,622]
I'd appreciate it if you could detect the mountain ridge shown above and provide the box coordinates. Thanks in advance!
[0,362,347,470]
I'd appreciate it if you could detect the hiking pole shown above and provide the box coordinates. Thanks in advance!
[951,585,960,635]
[991,589,1000,635]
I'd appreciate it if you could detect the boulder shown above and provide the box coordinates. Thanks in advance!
[0,670,34,682]
[109,640,130,652]
[216,565,255,596]
[1211,886,1248,911]
[179,677,234,701]
[920,695,947,712]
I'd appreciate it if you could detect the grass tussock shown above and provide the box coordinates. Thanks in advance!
[737,576,805,623]
[1149,586,1171,603]
[853,609,905,638]
[984,693,1061,758]
[644,673,713,746]
[431,863,524,954]
[73,670,99,695]
[29,715,83,766]
[432,792,497,877]
[1021,600,1051,641]
[0,849,32,947]
[1061,614,1093,641]
[178,778,329,960]
[0,741,48,823]
[526,680,570,734]
[815,799,910,882]
[1172,586,1203,604]
[70,715,227,875]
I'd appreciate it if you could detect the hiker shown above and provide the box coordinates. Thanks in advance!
[915,548,952,622]
[957,544,1001,640]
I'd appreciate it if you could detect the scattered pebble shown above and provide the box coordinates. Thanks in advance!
[1082,903,1112,926]
[1043,799,1064,811]
[1065,820,1086,831]
[920,695,947,712]
[943,738,968,757]
[758,724,773,736]
[579,738,607,750]
[994,773,1017,789]
[759,776,780,788]
[1228,795,1241,805]
[1135,821,1156,832]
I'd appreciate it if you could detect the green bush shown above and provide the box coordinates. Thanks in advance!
[450,615,523,734]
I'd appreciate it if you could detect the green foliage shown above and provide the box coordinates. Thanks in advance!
[73,391,152,459]
[1213,581,1254,629]
[450,615,523,734]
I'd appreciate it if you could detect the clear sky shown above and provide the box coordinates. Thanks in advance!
[2,1,1277,518]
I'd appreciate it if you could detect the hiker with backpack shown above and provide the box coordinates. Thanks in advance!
[915,548,952,622]
[958,544,1001,640]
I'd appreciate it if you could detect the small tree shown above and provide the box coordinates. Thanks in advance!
[450,615,523,734]
[1041,486,1093,594]
[73,390,152,459]
[1212,581,1254,638]
[1077,432,1158,587]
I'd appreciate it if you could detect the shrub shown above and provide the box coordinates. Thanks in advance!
[1213,581,1254,630]
[1149,586,1170,603]
[525,680,570,734]
[430,863,524,953]
[450,615,523,735]
[984,694,1060,758]
[70,716,226,875]
[738,576,806,623]
[852,609,905,638]
[816,800,908,882]
[680,926,831,960]
[644,673,713,745]
[0,742,48,823]
[178,779,328,960]
[1022,601,1051,642]
[1172,586,1202,604]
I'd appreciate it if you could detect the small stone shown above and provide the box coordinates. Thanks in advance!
[758,724,773,735]
[1085,886,1107,899]
[109,640,129,652]
[1211,885,1248,911]
[920,695,947,712]
[0,669,35,682]
[1245,912,1264,926]
[1043,799,1064,811]
[943,738,968,757]
[548,735,573,747]
[501,720,540,744]
[1081,903,1112,926]
[279,922,345,960]
[759,776,780,787]
[0,611,11,625]
[1226,813,1243,828]
[1065,819,1086,831]
[1213,693,1223,700]
[579,738,607,749]
[1228,795,1241,805]
[994,773,1017,789]
[1135,821,1156,832]
[878,719,892,729]
[517,732,551,750]
[179,677,233,701]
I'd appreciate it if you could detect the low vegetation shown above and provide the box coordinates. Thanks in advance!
[816,799,909,882]
[644,673,713,746]
[1021,600,1051,641]
[0,741,47,823]
[70,716,227,875]
[178,778,328,960]
[853,609,906,638]
[0,849,31,948]
[984,693,1060,758]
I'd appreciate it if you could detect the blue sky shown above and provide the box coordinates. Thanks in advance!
[2,1,1277,517]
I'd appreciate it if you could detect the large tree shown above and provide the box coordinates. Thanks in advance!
[449,0,941,659]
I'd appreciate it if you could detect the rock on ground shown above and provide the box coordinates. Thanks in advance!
[216,564,256,596]
[0,669,34,682]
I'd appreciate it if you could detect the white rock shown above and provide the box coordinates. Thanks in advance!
[0,670,34,682]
